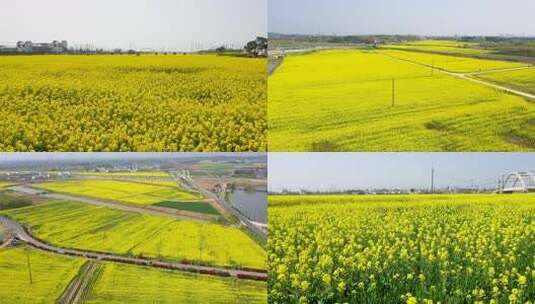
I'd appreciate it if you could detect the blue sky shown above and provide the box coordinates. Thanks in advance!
[0,0,266,51]
[268,153,535,191]
[269,0,535,36]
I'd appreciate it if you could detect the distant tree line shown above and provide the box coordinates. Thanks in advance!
[244,37,267,57]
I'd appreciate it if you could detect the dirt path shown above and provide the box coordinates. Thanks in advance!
[455,73,535,100]
[57,261,103,304]
[0,236,13,249]
[466,65,534,76]
[0,216,267,281]
[268,57,284,75]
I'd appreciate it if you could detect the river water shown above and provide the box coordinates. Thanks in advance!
[228,190,267,224]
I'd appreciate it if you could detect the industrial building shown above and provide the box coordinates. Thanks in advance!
[0,40,68,54]
[17,40,68,53]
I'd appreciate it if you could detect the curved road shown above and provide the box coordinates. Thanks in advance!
[0,216,267,282]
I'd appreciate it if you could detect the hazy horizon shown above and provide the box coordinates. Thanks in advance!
[269,153,535,192]
[0,0,266,51]
[269,0,535,37]
[0,153,265,163]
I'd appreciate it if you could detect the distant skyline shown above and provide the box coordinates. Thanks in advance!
[0,153,264,163]
[0,0,266,51]
[269,153,535,192]
[269,0,535,37]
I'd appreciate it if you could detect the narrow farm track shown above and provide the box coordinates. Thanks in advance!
[383,53,535,100]
[457,74,535,100]
[57,261,102,304]
[0,216,267,282]
[467,65,535,76]
[9,185,210,223]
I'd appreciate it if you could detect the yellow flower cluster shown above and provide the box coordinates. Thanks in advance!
[268,194,535,303]
[0,54,266,151]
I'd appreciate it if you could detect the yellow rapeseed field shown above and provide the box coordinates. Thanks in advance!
[84,263,267,304]
[0,54,266,152]
[268,194,535,303]
[2,200,266,269]
[477,68,535,95]
[0,246,84,303]
[382,50,526,73]
[0,181,14,188]
[35,179,202,205]
[0,246,266,303]
[269,50,535,151]
[382,41,494,57]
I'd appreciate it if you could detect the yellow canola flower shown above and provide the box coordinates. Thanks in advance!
[268,194,535,303]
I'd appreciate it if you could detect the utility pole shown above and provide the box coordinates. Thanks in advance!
[430,168,434,193]
[26,249,33,284]
[391,78,395,107]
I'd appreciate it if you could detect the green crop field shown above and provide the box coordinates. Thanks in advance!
[0,192,33,210]
[84,263,266,304]
[0,54,266,152]
[269,50,535,151]
[0,246,84,303]
[154,200,219,215]
[1,200,266,269]
[476,68,535,95]
[268,194,535,303]
[35,179,202,206]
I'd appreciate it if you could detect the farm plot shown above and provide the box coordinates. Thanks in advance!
[35,179,203,206]
[0,54,266,152]
[476,68,535,95]
[75,171,171,178]
[84,263,267,304]
[1,200,266,269]
[268,194,535,303]
[383,40,493,56]
[382,50,526,73]
[0,181,14,188]
[154,200,219,215]
[269,50,535,151]
[0,246,84,303]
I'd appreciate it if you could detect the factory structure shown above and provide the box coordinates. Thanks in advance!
[0,40,68,54]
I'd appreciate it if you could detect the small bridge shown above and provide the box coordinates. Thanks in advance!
[502,171,535,193]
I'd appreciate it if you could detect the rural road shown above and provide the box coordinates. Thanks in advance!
[9,185,210,223]
[0,216,267,281]
[383,53,535,100]
[446,71,535,100]
[466,65,534,76]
